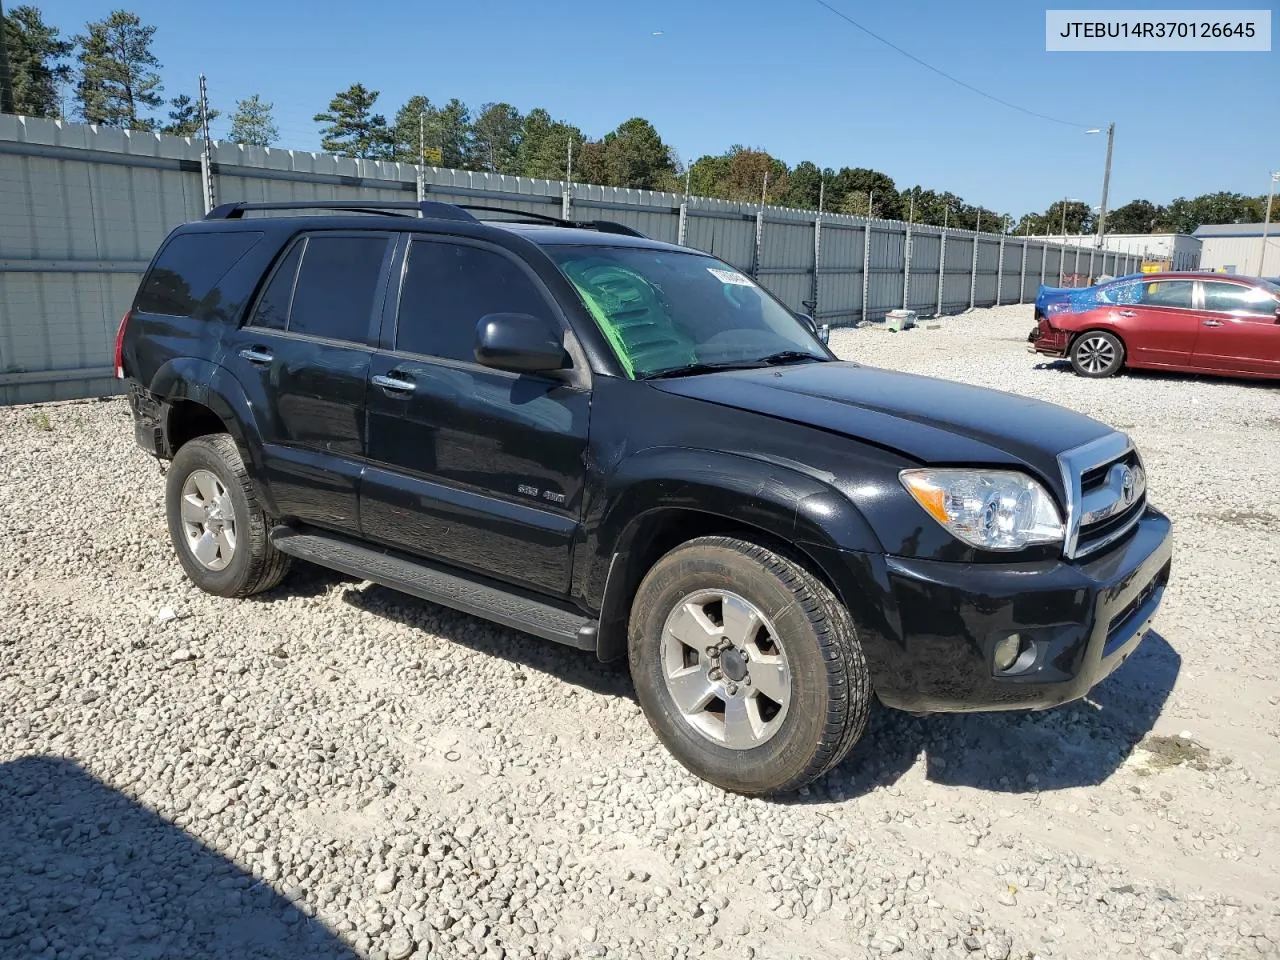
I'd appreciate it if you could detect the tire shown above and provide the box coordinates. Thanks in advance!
[1069,331,1124,378]
[165,434,291,598]
[628,536,870,796]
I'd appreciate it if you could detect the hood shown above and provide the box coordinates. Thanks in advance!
[649,361,1116,491]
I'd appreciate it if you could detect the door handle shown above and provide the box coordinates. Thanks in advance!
[1118,310,1137,318]
[1202,319,1223,327]
[238,347,274,364]
[372,373,416,394]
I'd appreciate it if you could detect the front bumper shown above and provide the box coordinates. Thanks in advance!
[813,508,1173,713]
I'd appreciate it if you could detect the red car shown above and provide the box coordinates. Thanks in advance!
[1029,272,1280,380]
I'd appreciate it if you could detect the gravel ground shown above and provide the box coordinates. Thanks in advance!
[2,303,1279,960]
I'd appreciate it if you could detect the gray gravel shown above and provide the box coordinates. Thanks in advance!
[2,303,1279,959]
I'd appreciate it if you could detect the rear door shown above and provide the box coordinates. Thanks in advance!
[1107,278,1199,366]
[220,231,395,533]
[361,234,590,596]
[1192,280,1280,376]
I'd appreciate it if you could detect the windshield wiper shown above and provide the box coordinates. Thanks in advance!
[641,360,768,380]
[757,351,825,366]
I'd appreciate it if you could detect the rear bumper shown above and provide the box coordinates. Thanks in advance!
[126,381,168,457]
[1028,320,1069,358]
[811,509,1173,713]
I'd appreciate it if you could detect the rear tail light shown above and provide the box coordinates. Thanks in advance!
[114,310,130,379]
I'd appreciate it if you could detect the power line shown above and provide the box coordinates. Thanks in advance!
[810,0,1088,128]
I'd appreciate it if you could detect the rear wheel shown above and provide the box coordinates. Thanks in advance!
[628,536,870,796]
[1070,331,1124,378]
[165,434,292,597]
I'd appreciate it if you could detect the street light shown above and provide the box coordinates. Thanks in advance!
[1259,171,1279,277]
[1086,123,1115,248]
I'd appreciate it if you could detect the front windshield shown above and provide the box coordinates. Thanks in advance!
[549,246,828,378]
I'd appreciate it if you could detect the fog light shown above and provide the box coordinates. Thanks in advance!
[993,633,1024,672]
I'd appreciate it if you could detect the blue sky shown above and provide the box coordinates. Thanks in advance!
[50,0,1280,217]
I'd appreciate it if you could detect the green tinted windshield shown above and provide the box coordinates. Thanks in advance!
[550,246,827,378]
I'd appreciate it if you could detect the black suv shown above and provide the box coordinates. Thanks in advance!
[118,200,1173,796]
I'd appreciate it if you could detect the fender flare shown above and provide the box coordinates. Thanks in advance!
[589,447,884,660]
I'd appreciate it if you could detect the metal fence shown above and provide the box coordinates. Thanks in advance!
[0,116,1141,404]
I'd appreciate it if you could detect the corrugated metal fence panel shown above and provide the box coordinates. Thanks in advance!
[1022,244,1045,300]
[867,226,905,321]
[974,238,1000,306]
[758,215,815,311]
[999,241,1023,304]
[816,223,864,323]
[941,235,973,312]
[906,231,941,313]
[683,211,757,273]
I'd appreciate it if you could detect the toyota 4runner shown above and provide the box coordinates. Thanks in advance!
[117,200,1173,796]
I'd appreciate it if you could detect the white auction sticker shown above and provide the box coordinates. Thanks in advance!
[708,267,754,286]
[1046,10,1271,51]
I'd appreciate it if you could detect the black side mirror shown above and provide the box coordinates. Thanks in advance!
[474,313,568,373]
[793,309,831,345]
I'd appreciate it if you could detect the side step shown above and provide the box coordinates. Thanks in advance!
[270,527,598,650]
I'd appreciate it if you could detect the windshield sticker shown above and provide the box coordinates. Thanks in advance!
[707,267,754,287]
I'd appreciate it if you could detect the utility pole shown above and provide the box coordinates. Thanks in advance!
[761,169,769,205]
[684,164,692,196]
[1094,122,1115,248]
[566,138,573,184]
[1260,172,1279,277]
[0,0,15,116]
[198,74,216,215]
[818,177,824,214]
[417,111,426,202]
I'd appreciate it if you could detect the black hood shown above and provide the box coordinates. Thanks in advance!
[648,361,1117,491]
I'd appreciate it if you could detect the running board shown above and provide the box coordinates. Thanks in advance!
[270,527,598,650]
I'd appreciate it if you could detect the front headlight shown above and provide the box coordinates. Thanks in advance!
[899,468,1064,551]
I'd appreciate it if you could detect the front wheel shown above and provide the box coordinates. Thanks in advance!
[628,536,870,796]
[1070,331,1124,378]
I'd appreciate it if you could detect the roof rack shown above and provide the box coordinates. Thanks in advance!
[204,200,478,222]
[456,205,648,238]
[202,199,650,238]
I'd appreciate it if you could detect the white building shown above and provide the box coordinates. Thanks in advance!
[1193,223,1280,278]
[1039,233,1201,271]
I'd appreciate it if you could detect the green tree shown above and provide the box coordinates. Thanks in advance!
[389,95,435,163]
[687,153,731,197]
[74,10,164,130]
[829,167,899,218]
[471,101,523,175]
[434,98,472,168]
[228,93,277,147]
[314,83,391,159]
[161,92,217,137]
[1160,191,1254,233]
[516,107,584,180]
[1105,199,1162,234]
[785,161,824,209]
[597,117,675,190]
[2,5,73,118]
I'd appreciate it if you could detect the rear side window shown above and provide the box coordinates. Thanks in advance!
[396,240,551,361]
[135,232,263,317]
[1137,280,1193,309]
[250,243,302,330]
[288,235,390,342]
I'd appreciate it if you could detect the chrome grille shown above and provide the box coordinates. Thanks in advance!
[1058,434,1147,560]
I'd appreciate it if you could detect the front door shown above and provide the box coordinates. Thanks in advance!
[220,231,394,533]
[361,235,590,596]
[1192,280,1280,376]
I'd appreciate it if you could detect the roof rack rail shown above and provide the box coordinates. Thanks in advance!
[204,200,478,222]
[456,205,649,239]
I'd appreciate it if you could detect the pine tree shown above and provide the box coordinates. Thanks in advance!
[74,10,164,130]
[2,5,73,118]
[390,95,435,164]
[313,83,391,159]
[161,92,217,137]
[228,93,278,147]
[471,101,523,175]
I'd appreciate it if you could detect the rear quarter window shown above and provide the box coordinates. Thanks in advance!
[134,232,264,317]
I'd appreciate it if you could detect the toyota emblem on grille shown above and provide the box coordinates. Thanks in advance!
[1119,466,1135,505]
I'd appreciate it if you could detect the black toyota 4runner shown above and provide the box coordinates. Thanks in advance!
[117,200,1173,796]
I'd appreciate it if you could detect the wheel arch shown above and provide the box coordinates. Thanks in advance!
[588,449,883,662]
